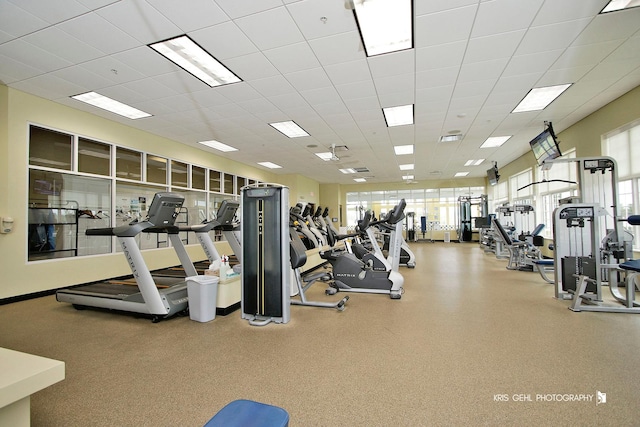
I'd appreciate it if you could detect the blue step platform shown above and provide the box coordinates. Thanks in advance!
[204,399,289,427]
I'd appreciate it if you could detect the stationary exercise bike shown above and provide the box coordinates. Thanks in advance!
[320,202,405,299]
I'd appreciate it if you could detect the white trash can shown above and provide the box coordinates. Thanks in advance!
[186,275,219,322]
[444,231,451,243]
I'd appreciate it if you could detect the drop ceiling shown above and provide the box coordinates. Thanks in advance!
[1,0,639,184]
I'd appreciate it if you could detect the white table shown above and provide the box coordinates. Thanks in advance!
[0,347,65,427]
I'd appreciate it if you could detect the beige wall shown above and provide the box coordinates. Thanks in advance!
[0,88,275,299]
[2,84,639,299]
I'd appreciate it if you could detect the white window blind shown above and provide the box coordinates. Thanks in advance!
[602,119,640,179]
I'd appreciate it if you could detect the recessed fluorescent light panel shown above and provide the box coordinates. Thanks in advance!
[149,35,241,87]
[383,105,414,127]
[315,152,333,161]
[269,121,309,138]
[257,162,282,169]
[439,134,463,143]
[198,140,238,152]
[71,92,151,119]
[353,0,413,57]
[394,145,414,155]
[464,159,485,166]
[339,168,357,174]
[354,178,367,182]
[512,84,572,113]
[480,136,511,148]
[399,164,414,171]
[601,0,640,13]
[455,172,469,177]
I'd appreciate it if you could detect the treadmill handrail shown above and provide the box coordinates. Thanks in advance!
[86,221,154,237]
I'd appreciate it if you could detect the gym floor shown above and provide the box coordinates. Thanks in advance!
[2,242,639,426]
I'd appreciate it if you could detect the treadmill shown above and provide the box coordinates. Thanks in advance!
[56,192,196,322]
[152,199,241,278]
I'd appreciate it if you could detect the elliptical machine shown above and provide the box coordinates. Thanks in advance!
[321,201,405,299]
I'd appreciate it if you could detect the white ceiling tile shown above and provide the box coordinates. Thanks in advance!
[122,77,179,100]
[146,0,229,32]
[300,86,341,105]
[12,74,86,99]
[284,68,332,91]
[458,58,509,83]
[573,8,640,45]
[112,46,179,77]
[368,50,415,79]
[452,79,495,100]
[415,5,476,48]
[311,101,349,117]
[57,12,140,55]
[236,98,279,115]
[23,27,105,64]
[308,31,364,66]
[0,2,49,38]
[75,0,119,9]
[51,66,115,91]
[99,84,149,104]
[580,60,640,83]
[464,30,526,64]
[471,0,543,38]
[8,0,89,24]
[416,40,466,71]
[374,73,414,97]
[224,52,280,81]
[334,80,377,100]
[235,7,304,50]
[344,96,381,112]
[532,0,604,26]
[416,66,459,89]
[248,75,296,97]
[214,0,282,19]
[552,40,624,70]
[415,0,479,16]
[214,82,263,102]
[492,73,543,95]
[502,49,564,77]
[537,65,593,86]
[0,53,45,83]
[286,0,356,40]
[264,42,320,74]
[188,89,232,108]
[80,56,147,84]
[0,39,72,73]
[605,35,640,62]
[96,0,182,44]
[516,18,592,55]
[153,70,212,92]
[324,59,370,86]
[191,21,259,61]
[378,91,415,108]
[415,85,454,104]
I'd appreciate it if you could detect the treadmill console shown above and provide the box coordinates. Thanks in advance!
[146,192,185,226]
[216,200,239,226]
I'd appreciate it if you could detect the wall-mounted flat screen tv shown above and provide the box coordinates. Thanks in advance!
[487,165,499,186]
[529,123,561,166]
